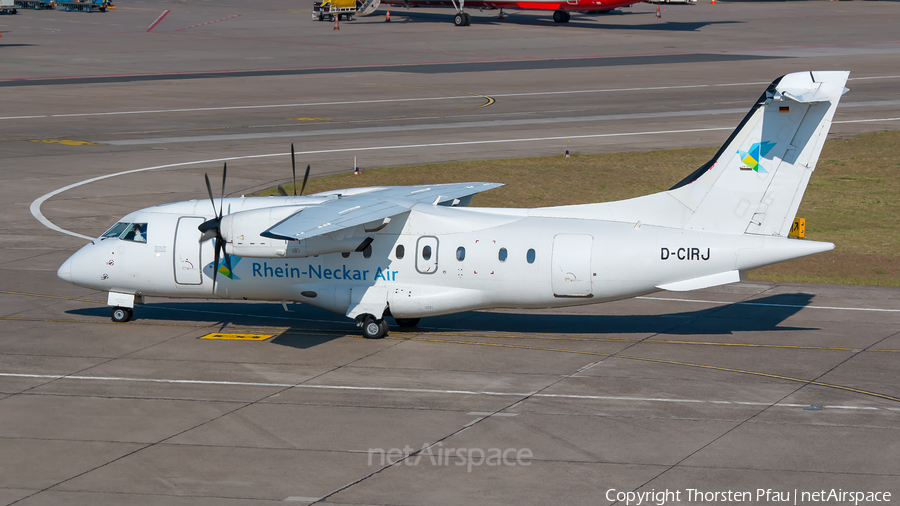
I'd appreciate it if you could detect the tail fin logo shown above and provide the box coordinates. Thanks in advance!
[738,141,776,173]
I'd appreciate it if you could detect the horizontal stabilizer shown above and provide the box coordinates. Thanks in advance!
[657,270,740,292]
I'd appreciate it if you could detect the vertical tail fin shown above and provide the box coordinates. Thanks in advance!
[668,71,849,236]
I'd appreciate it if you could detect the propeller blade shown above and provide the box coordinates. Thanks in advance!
[277,185,288,197]
[221,240,232,274]
[291,143,297,196]
[300,164,310,197]
[198,228,217,243]
[219,162,227,219]
[204,173,217,216]
[212,237,221,293]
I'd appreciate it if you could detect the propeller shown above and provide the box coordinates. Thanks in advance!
[277,144,311,197]
[198,162,231,293]
[291,143,297,196]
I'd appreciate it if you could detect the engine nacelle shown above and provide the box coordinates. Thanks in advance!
[221,206,371,258]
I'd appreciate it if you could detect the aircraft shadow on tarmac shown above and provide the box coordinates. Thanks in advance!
[355,10,738,31]
[66,293,816,349]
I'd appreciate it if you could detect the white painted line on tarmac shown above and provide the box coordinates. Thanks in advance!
[87,101,900,146]
[849,75,900,81]
[32,126,733,240]
[2,372,897,411]
[636,296,900,313]
[485,81,770,98]
[0,81,764,121]
[100,110,745,146]
[834,117,900,124]
[4,73,895,121]
[0,96,477,121]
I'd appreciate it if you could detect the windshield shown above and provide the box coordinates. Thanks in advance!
[101,222,148,243]
[121,223,148,243]
[102,222,130,238]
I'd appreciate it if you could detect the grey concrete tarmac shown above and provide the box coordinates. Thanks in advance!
[0,1,899,505]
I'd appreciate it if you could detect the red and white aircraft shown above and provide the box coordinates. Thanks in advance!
[363,0,641,25]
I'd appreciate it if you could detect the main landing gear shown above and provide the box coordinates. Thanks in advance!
[357,315,421,339]
[360,315,390,339]
[553,9,570,23]
[111,306,133,323]
[453,12,470,26]
[449,0,470,26]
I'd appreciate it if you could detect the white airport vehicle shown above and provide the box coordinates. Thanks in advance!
[0,0,17,14]
[58,71,849,339]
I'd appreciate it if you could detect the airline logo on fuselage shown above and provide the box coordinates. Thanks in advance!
[206,257,242,280]
[251,261,398,281]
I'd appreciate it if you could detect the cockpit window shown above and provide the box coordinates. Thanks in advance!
[121,223,148,243]
[102,222,130,239]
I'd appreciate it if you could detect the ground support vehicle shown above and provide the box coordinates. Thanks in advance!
[57,0,111,12]
[13,0,54,9]
[313,0,356,21]
[1,0,18,14]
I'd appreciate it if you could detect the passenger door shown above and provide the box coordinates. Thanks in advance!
[174,217,204,285]
[551,234,593,297]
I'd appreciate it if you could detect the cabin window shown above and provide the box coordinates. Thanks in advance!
[121,223,148,243]
[363,244,373,259]
[456,247,466,261]
[102,222,129,239]
[527,249,536,264]
[498,247,507,262]
[395,245,405,259]
[422,245,432,261]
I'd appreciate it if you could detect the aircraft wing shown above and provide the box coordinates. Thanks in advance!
[261,182,502,241]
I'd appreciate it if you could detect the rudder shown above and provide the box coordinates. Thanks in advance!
[667,71,849,236]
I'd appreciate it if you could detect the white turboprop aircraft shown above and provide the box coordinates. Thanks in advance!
[58,71,848,339]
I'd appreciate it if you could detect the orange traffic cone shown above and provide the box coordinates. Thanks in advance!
[334,17,340,30]
[498,9,504,19]
[655,5,661,18]
[385,10,391,22]
[711,0,715,4]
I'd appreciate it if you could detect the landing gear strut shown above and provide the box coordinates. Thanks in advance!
[553,9,570,23]
[449,0,470,25]
[111,306,133,323]
[360,315,389,339]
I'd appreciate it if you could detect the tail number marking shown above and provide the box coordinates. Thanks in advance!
[661,248,710,261]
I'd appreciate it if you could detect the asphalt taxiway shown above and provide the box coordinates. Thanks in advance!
[1,1,899,504]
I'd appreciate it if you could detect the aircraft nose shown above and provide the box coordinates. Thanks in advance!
[57,256,73,283]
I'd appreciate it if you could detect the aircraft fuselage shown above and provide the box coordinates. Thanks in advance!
[58,196,826,319]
